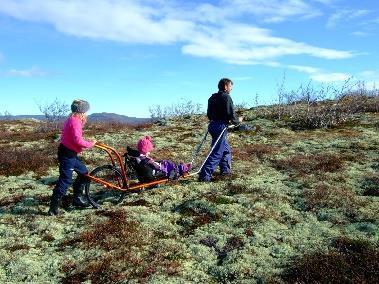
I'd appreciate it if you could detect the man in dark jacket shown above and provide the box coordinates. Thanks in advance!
[199,78,243,182]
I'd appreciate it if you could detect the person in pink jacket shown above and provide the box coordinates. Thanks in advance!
[48,99,96,215]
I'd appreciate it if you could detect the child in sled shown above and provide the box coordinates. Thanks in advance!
[127,135,192,182]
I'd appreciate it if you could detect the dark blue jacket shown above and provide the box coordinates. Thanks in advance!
[207,91,239,125]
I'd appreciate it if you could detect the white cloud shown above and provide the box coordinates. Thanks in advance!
[177,0,326,24]
[287,64,353,83]
[4,66,48,77]
[327,9,370,28]
[182,23,354,64]
[222,0,322,23]
[0,0,195,44]
[0,0,355,65]
[364,81,379,90]
[313,0,335,4]
[288,65,320,74]
[351,31,370,37]
[311,72,350,82]
[359,70,377,78]
[357,71,379,87]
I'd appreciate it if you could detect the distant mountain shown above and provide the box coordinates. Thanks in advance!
[0,112,151,124]
[88,112,151,124]
[0,115,46,121]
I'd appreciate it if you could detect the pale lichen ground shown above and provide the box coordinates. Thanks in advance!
[0,112,378,283]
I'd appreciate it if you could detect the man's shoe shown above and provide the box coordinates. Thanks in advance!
[198,177,211,182]
[72,196,89,208]
[47,207,59,216]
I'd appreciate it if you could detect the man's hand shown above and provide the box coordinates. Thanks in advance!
[238,116,244,123]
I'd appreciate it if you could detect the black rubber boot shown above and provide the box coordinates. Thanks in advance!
[48,193,61,216]
[72,176,90,208]
[72,195,89,208]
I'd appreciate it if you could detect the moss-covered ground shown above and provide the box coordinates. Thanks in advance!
[0,111,378,283]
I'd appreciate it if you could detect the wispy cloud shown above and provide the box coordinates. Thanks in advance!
[310,72,350,82]
[358,70,379,87]
[359,70,378,79]
[327,9,370,28]
[4,66,48,77]
[313,0,336,4]
[351,31,370,37]
[182,23,354,64]
[0,0,355,65]
[288,65,320,74]
[218,0,322,23]
[287,64,351,82]
[0,0,194,44]
[175,0,325,24]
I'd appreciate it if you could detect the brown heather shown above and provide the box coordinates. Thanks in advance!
[304,183,359,212]
[270,152,357,176]
[233,143,278,161]
[282,237,379,283]
[0,143,57,176]
[61,209,182,283]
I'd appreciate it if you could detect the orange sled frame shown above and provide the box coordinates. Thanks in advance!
[85,126,228,208]
[84,143,190,208]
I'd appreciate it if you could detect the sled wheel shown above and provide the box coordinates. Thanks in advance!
[85,165,127,209]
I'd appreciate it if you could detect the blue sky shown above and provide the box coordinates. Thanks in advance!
[0,0,378,117]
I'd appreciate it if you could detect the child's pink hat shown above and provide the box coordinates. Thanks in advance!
[137,136,154,154]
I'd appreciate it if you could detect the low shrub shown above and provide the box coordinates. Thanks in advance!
[0,194,25,207]
[0,144,57,176]
[61,209,182,283]
[233,143,278,161]
[0,120,59,142]
[282,236,379,283]
[259,79,379,130]
[174,200,222,235]
[86,121,134,135]
[271,152,355,176]
[304,183,358,212]
[361,176,379,196]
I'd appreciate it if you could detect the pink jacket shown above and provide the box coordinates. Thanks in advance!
[60,116,95,153]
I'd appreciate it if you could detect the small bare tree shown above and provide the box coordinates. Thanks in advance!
[149,105,170,120]
[2,110,12,120]
[38,98,70,131]
[149,99,202,120]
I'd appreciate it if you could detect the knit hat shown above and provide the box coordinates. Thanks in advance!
[71,99,90,113]
[137,136,154,155]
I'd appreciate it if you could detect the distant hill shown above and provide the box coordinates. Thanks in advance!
[0,112,151,124]
[88,112,151,124]
[0,115,46,121]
